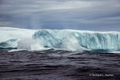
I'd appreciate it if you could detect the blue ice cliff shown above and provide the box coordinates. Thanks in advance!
[0,27,120,52]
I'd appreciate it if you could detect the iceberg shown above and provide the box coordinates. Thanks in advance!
[0,27,120,52]
[31,30,120,52]
[0,27,36,49]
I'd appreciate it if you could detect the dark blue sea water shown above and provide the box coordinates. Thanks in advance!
[0,50,120,80]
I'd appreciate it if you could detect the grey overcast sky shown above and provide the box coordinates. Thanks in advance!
[0,0,120,31]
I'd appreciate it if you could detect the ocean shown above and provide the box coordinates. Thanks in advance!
[0,50,120,80]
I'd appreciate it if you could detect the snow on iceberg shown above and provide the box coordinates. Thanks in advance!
[0,27,120,52]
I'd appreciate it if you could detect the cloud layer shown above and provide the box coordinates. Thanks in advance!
[0,0,120,31]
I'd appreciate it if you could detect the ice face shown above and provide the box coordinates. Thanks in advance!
[33,30,62,48]
[32,30,120,52]
[0,27,120,52]
[0,39,18,49]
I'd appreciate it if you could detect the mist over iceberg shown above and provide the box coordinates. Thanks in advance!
[0,27,120,52]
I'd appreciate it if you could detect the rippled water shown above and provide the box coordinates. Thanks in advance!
[0,50,120,80]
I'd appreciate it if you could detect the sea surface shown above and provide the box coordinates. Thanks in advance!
[0,50,120,80]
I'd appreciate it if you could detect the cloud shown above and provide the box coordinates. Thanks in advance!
[0,21,15,27]
[0,0,120,31]
[0,0,95,15]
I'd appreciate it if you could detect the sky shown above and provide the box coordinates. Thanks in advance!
[0,0,120,31]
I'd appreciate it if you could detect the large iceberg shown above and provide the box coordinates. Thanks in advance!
[0,27,120,52]
[31,30,120,52]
